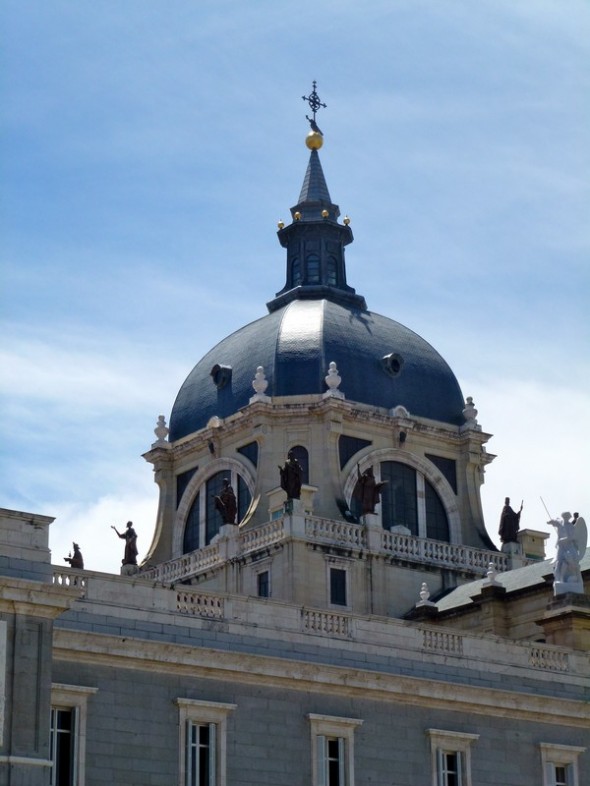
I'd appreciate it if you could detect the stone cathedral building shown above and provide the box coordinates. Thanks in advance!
[1,101,588,786]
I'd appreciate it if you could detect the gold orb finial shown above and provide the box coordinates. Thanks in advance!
[321,209,329,219]
[305,130,323,150]
[277,220,285,229]
[343,215,351,226]
[294,211,301,221]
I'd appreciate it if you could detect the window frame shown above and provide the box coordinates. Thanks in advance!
[344,451,461,544]
[325,558,352,610]
[50,684,97,786]
[540,743,586,786]
[426,729,479,786]
[256,568,270,598]
[177,699,236,786]
[307,713,362,786]
[175,458,256,556]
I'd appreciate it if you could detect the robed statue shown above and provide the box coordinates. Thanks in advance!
[498,497,522,544]
[214,478,237,524]
[279,451,303,500]
[356,465,387,515]
[111,521,139,566]
[64,542,84,569]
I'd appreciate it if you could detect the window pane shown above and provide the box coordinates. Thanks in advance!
[380,462,417,534]
[330,568,347,606]
[425,480,450,542]
[327,737,342,786]
[206,472,227,544]
[306,254,320,284]
[50,708,74,786]
[554,765,568,786]
[183,491,201,553]
[237,475,252,523]
[187,722,216,786]
[257,571,270,598]
[327,257,337,286]
[290,445,309,484]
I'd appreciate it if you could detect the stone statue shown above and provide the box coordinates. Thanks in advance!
[111,521,138,566]
[64,542,84,569]
[549,512,587,596]
[214,478,237,524]
[498,497,522,544]
[278,451,303,500]
[356,465,387,515]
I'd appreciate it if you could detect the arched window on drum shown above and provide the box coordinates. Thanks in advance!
[289,445,309,484]
[182,469,252,553]
[350,460,450,543]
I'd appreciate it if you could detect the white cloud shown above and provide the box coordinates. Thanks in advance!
[469,377,590,557]
[49,484,158,576]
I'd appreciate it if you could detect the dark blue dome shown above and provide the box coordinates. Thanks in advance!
[168,298,466,441]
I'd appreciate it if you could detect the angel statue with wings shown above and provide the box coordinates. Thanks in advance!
[549,511,587,596]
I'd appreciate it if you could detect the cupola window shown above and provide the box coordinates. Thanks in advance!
[350,459,450,542]
[326,256,337,286]
[292,257,301,286]
[290,445,310,484]
[380,461,418,535]
[306,254,320,284]
[182,469,252,553]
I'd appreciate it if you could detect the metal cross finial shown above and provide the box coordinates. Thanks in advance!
[302,80,326,135]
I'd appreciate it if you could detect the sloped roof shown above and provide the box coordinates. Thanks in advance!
[435,547,590,612]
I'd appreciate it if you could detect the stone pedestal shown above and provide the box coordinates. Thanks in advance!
[214,524,239,560]
[364,513,383,552]
[537,594,590,651]
[121,564,139,577]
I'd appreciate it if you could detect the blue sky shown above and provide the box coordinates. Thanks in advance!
[2,1,589,572]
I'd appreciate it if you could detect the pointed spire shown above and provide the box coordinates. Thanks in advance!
[267,84,366,313]
[298,150,332,206]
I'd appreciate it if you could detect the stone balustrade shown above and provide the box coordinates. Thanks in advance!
[136,514,513,584]
[302,609,352,638]
[381,529,509,574]
[139,543,222,583]
[50,568,584,679]
[422,627,464,655]
[177,590,225,619]
[529,645,569,672]
[239,518,285,553]
[304,516,364,547]
[52,569,87,589]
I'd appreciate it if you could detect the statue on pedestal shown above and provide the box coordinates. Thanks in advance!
[499,497,522,545]
[356,465,387,515]
[111,521,138,566]
[279,451,303,500]
[214,479,237,524]
[64,542,84,569]
[549,512,587,596]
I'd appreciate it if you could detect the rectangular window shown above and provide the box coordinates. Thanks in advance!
[177,699,236,786]
[427,730,479,786]
[330,568,347,606]
[308,714,362,786]
[50,708,75,786]
[553,765,570,786]
[257,570,270,598]
[50,684,97,786]
[540,743,586,786]
[438,749,462,786]
[187,722,216,786]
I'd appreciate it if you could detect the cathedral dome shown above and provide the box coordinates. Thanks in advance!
[168,298,465,441]
[169,113,466,442]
